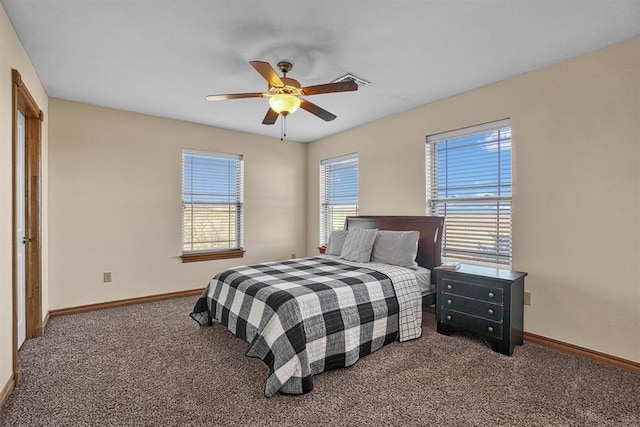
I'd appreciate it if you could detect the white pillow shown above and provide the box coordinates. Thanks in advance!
[340,228,378,263]
[370,230,420,268]
[325,230,349,256]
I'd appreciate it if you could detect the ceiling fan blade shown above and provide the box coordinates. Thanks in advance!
[262,108,279,125]
[300,99,337,121]
[206,92,265,101]
[250,61,284,88]
[302,80,358,96]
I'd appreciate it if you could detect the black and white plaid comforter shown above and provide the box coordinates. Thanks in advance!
[190,256,422,396]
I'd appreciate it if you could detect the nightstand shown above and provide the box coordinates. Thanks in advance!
[435,264,527,356]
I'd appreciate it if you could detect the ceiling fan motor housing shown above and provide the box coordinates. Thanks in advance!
[271,77,301,95]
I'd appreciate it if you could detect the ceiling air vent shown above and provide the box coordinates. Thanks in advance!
[332,73,371,87]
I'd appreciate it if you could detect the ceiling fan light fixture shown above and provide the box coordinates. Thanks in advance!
[269,94,301,116]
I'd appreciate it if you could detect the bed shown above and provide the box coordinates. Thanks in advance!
[190,215,444,396]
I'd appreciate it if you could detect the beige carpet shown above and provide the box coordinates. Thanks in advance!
[1,296,638,426]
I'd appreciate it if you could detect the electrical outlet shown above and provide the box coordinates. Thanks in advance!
[291,253,296,259]
[103,272,112,283]
[524,291,531,306]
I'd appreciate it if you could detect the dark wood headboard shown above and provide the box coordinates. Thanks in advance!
[345,216,444,273]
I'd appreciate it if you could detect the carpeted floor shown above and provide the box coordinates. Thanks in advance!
[1,296,638,426]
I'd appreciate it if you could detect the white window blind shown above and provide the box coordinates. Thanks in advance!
[426,119,512,266]
[320,153,358,245]
[182,149,243,253]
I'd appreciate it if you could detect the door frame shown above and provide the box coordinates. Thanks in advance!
[11,69,43,384]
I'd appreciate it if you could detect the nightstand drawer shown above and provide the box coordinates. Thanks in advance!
[439,309,503,340]
[440,294,503,321]
[441,278,503,303]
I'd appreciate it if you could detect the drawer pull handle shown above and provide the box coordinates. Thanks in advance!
[446,315,452,320]
[447,284,452,290]
[488,292,495,298]
[487,326,494,332]
[447,299,452,305]
[488,309,494,315]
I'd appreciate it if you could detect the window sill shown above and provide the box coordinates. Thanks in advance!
[181,249,245,263]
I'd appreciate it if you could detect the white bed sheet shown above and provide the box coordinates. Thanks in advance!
[415,266,434,294]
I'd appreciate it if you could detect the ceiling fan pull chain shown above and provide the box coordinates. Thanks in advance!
[279,115,288,141]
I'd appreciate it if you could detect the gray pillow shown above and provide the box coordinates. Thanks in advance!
[340,228,378,263]
[371,230,420,268]
[326,230,349,256]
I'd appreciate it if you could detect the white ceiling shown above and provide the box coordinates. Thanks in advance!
[3,0,639,142]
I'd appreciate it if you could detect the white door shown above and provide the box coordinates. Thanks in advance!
[16,111,26,348]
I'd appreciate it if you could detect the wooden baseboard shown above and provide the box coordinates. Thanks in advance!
[0,376,15,410]
[524,332,640,375]
[49,288,204,318]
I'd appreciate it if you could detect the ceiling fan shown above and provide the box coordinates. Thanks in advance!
[206,61,358,125]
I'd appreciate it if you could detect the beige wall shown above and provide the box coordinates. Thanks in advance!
[48,99,306,309]
[0,5,49,395]
[307,37,640,363]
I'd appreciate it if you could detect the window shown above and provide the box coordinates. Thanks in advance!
[320,153,358,245]
[181,149,244,262]
[426,119,512,266]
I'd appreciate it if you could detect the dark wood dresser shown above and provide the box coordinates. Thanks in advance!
[435,264,527,356]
